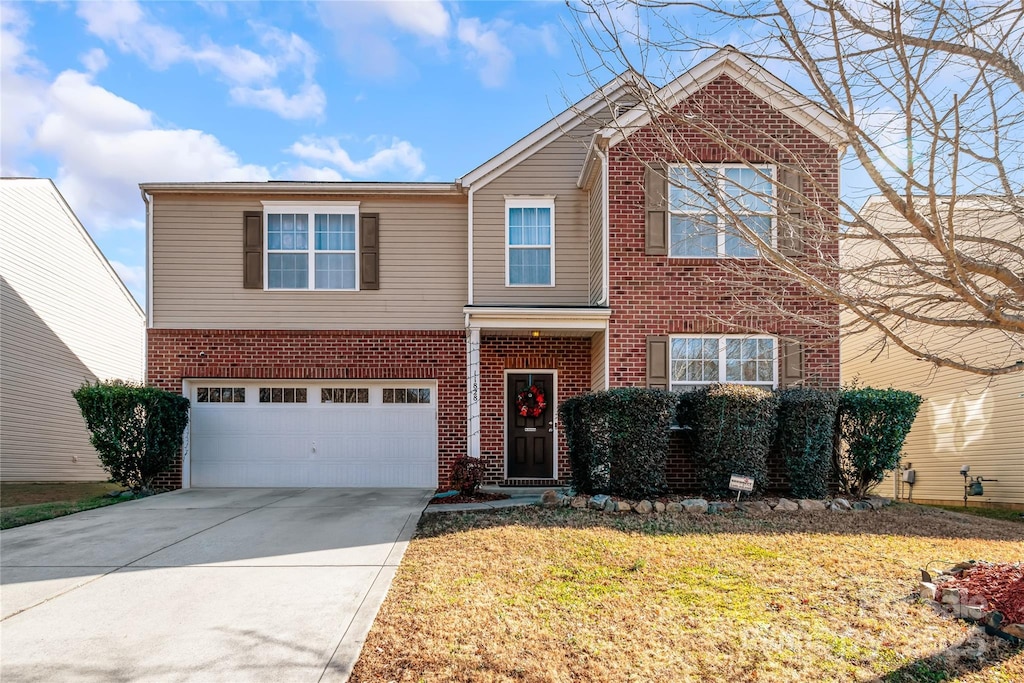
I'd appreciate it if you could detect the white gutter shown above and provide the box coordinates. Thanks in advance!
[467,186,475,305]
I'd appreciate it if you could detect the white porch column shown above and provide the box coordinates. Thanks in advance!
[467,326,481,458]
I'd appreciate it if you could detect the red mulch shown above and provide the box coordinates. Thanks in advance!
[942,563,1024,623]
[428,491,512,506]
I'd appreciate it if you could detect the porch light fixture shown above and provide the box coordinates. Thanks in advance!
[531,330,541,338]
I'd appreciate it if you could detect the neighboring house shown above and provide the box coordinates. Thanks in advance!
[143,47,844,490]
[842,199,1024,508]
[1,178,145,481]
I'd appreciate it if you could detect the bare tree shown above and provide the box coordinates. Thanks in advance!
[569,0,1024,376]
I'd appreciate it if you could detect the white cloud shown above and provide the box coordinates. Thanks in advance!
[317,0,451,79]
[456,18,514,88]
[278,164,345,182]
[34,69,269,230]
[287,136,426,178]
[110,259,146,291]
[76,0,324,119]
[0,3,47,169]
[230,82,326,121]
[79,47,109,74]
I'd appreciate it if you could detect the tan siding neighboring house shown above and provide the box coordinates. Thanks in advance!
[841,200,1024,507]
[150,193,467,330]
[843,329,1024,507]
[1,178,145,481]
[472,132,594,305]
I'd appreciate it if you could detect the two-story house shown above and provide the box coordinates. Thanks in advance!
[143,47,844,490]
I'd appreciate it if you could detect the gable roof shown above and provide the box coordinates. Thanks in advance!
[0,178,144,319]
[598,46,847,149]
[458,71,640,189]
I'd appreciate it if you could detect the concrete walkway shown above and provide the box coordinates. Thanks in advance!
[0,487,431,682]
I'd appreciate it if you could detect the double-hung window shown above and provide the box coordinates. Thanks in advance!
[669,165,774,258]
[265,204,358,290]
[670,335,777,392]
[506,197,555,286]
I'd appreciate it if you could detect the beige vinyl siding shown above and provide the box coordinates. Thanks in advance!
[472,131,593,305]
[588,166,604,305]
[843,328,1024,507]
[1,179,145,481]
[591,329,607,391]
[151,193,467,329]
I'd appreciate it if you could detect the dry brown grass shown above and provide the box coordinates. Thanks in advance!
[352,504,1024,683]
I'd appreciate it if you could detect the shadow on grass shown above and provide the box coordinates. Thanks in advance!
[877,630,1022,682]
[416,502,1024,544]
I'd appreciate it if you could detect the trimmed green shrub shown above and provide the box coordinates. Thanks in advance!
[559,388,677,499]
[775,388,839,498]
[73,381,190,491]
[837,387,923,497]
[678,384,778,497]
[448,456,484,495]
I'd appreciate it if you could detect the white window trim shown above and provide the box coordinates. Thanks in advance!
[504,196,556,287]
[261,201,361,292]
[669,334,778,390]
[668,163,776,259]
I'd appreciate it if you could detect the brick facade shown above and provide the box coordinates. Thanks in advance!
[478,335,591,484]
[147,328,466,489]
[605,74,842,390]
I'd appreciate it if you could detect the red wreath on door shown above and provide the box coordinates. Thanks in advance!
[516,385,547,418]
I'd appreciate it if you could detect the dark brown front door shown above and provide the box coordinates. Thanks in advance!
[507,373,554,479]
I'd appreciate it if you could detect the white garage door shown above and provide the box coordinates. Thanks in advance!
[186,380,437,488]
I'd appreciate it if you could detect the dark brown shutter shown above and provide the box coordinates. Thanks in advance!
[359,213,380,290]
[243,211,263,289]
[645,162,668,255]
[777,167,805,257]
[780,338,804,388]
[646,335,670,389]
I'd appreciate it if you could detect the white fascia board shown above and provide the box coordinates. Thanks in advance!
[138,182,463,196]
[577,133,609,190]
[459,72,638,189]
[464,306,611,331]
[599,48,847,149]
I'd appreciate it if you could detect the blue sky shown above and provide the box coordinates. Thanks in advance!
[3,0,629,304]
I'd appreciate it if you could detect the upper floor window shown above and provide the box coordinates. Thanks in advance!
[670,335,776,392]
[265,205,357,290]
[669,165,773,258]
[506,197,555,287]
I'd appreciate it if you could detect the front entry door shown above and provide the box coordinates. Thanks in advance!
[507,373,554,479]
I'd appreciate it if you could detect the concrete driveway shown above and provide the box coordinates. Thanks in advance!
[0,487,431,682]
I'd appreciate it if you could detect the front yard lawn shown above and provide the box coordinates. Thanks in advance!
[1,481,124,529]
[352,504,1023,682]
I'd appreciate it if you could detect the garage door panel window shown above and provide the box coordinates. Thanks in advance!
[322,388,369,404]
[197,387,246,403]
[383,388,431,404]
[670,335,777,391]
[259,387,308,403]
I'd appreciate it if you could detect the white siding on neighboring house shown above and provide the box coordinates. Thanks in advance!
[472,132,594,305]
[150,194,467,330]
[1,178,145,481]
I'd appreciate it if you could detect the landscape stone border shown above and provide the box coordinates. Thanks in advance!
[539,490,892,515]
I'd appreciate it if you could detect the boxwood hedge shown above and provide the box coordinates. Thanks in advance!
[678,384,778,497]
[73,381,190,491]
[775,388,839,498]
[837,387,923,497]
[559,388,677,499]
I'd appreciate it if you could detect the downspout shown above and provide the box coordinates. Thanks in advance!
[597,143,610,306]
[467,185,475,306]
[140,188,152,384]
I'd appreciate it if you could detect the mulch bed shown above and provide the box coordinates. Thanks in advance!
[941,563,1024,623]
[427,491,512,505]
